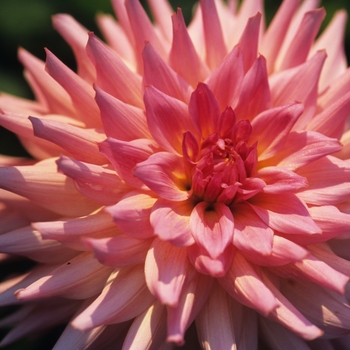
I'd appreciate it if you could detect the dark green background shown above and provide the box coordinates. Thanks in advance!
[0,1,349,349]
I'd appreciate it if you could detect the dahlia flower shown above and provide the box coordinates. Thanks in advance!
[1,0,350,348]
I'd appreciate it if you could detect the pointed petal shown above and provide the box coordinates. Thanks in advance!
[95,86,150,141]
[134,152,190,201]
[150,199,195,247]
[145,238,191,307]
[72,266,155,331]
[106,191,156,239]
[249,192,321,235]
[86,33,143,108]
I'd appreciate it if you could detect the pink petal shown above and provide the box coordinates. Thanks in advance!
[122,301,167,350]
[142,42,191,103]
[189,82,221,138]
[238,12,261,73]
[17,48,75,116]
[134,152,190,201]
[279,9,326,70]
[56,156,129,205]
[260,270,323,340]
[52,14,95,83]
[150,199,195,247]
[206,44,244,111]
[45,49,100,128]
[99,137,159,189]
[169,9,209,88]
[16,252,112,300]
[29,116,108,165]
[250,102,303,160]
[0,160,99,216]
[125,0,167,73]
[85,236,152,268]
[297,156,350,205]
[86,33,143,108]
[106,191,156,239]
[200,0,227,70]
[257,166,308,194]
[147,0,173,42]
[188,243,235,277]
[166,271,214,345]
[219,252,278,316]
[270,130,342,171]
[249,192,321,235]
[233,202,274,256]
[190,202,234,259]
[72,265,155,331]
[144,85,195,155]
[234,56,272,122]
[95,86,150,141]
[145,238,191,307]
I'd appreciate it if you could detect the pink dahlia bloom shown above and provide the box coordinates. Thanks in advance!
[1,0,350,348]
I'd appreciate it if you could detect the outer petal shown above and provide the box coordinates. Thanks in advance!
[219,252,278,316]
[134,152,190,201]
[190,202,234,259]
[105,191,156,239]
[145,238,192,307]
[150,199,195,247]
[72,266,155,331]
[249,192,321,235]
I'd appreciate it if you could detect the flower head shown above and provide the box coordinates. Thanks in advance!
[1,0,350,348]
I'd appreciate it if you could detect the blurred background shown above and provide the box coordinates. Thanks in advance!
[0,0,350,157]
[0,0,350,349]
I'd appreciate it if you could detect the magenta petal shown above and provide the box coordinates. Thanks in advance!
[134,152,190,201]
[105,191,156,239]
[145,238,192,307]
[150,199,194,247]
[190,202,234,259]
[249,192,321,235]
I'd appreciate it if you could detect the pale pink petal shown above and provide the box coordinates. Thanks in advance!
[134,152,190,201]
[125,0,167,73]
[142,43,191,103]
[52,14,95,83]
[45,49,101,128]
[0,160,99,216]
[205,44,244,111]
[95,86,150,141]
[147,0,173,42]
[190,202,234,259]
[169,8,210,88]
[233,202,273,256]
[85,236,152,268]
[16,252,113,300]
[145,238,192,307]
[219,252,278,316]
[279,9,325,70]
[29,117,108,165]
[250,102,303,160]
[99,137,158,189]
[188,243,235,277]
[189,82,221,138]
[297,156,350,205]
[106,191,156,239]
[0,205,29,234]
[56,156,129,205]
[196,283,238,349]
[150,199,195,247]
[257,166,308,194]
[144,85,194,155]
[72,265,155,331]
[122,301,167,350]
[166,272,214,345]
[200,0,227,70]
[86,33,143,108]
[234,55,271,122]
